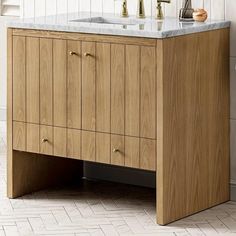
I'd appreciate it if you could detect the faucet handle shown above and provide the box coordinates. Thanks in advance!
[137,0,145,18]
[121,0,129,17]
[156,0,171,20]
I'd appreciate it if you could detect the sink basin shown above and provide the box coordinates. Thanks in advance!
[70,17,142,26]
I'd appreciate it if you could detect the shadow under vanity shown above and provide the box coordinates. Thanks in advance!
[7,13,230,225]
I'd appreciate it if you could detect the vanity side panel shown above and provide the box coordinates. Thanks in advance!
[7,28,13,197]
[158,29,230,225]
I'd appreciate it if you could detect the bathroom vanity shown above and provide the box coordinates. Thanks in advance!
[7,13,230,225]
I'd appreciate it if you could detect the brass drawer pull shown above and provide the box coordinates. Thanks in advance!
[42,138,49,143]
[69,51,77,56]
[84,52,92,57]
[113,148,120,153]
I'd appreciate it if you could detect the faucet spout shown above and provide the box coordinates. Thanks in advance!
[137,0,145,18]
[156,0,171,20]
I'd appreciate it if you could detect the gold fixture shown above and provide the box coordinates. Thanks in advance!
[156,0,171,20]
[69,51,76,56]
[121,0,128,17]
[113,148,119,153]
[42,138,48,143]
[137,0,145,18]
[84,52,92,57]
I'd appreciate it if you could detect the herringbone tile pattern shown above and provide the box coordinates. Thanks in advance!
[0,122,236,236]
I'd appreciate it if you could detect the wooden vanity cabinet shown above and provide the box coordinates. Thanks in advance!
[8,28,230,225]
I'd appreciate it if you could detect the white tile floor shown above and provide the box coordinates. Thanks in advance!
[1,121,236,235]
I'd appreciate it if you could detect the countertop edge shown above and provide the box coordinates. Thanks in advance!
[7,20,231,39]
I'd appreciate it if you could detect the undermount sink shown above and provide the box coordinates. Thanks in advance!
[70,17,142,26]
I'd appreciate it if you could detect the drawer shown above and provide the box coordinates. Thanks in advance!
[110,135,156,171]
[40,126,67,157]
[13,122,156,171]
[40,125,53,155]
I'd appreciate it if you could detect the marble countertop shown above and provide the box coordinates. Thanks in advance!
[7,12,230,39]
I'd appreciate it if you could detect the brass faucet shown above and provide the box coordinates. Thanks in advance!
[156,0,171,20]
[137,0,145,18]
[121,0,129,17]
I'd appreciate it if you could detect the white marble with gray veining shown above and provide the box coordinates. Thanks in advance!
[7,12,230,39]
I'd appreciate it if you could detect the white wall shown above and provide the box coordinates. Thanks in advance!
[21,0,225,20]
[1,0,236,191]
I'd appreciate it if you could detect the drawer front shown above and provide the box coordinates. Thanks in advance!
[13,122,156,171]
[40,125,53,155]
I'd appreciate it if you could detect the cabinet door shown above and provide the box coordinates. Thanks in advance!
[111,44,125,135]
[13,36,26,122]
[53,40,67,127]
[125,45,140,137]
[82,42,96,131]
[140,46,156,139]
[96,43,111,133]
[40,39,53,125]
[26,37,40,124]
[67,41,82,129]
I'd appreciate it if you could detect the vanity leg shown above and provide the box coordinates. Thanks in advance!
[7,151,84,198]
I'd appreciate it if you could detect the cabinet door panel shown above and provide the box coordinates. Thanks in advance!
[125,45,140,137]
[67,128,81,159]
[13,121,26,151]
[125,136,139,169]
[26,37,40,124]
[54,127,67,157]
[82,42,96,131]
[81,131,95,161]
[140,138,156,171]
[40,125,53,155]
[96,133,110,164]
[26,123,39,153]
[111,134,125,166]
[53,40,67,127]
[67,40,81,129]
[140,46,156,139]
[111,44,125,135]
[96,43,111,133]
[40,39,53,125]
[13,36,26,122]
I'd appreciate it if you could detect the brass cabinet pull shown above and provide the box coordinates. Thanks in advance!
[69,51,77,56]
[84,52,92,57]
[42,138,48,143]
[113,148,119,153]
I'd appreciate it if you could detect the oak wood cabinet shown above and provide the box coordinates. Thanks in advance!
[8,28,230,225]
